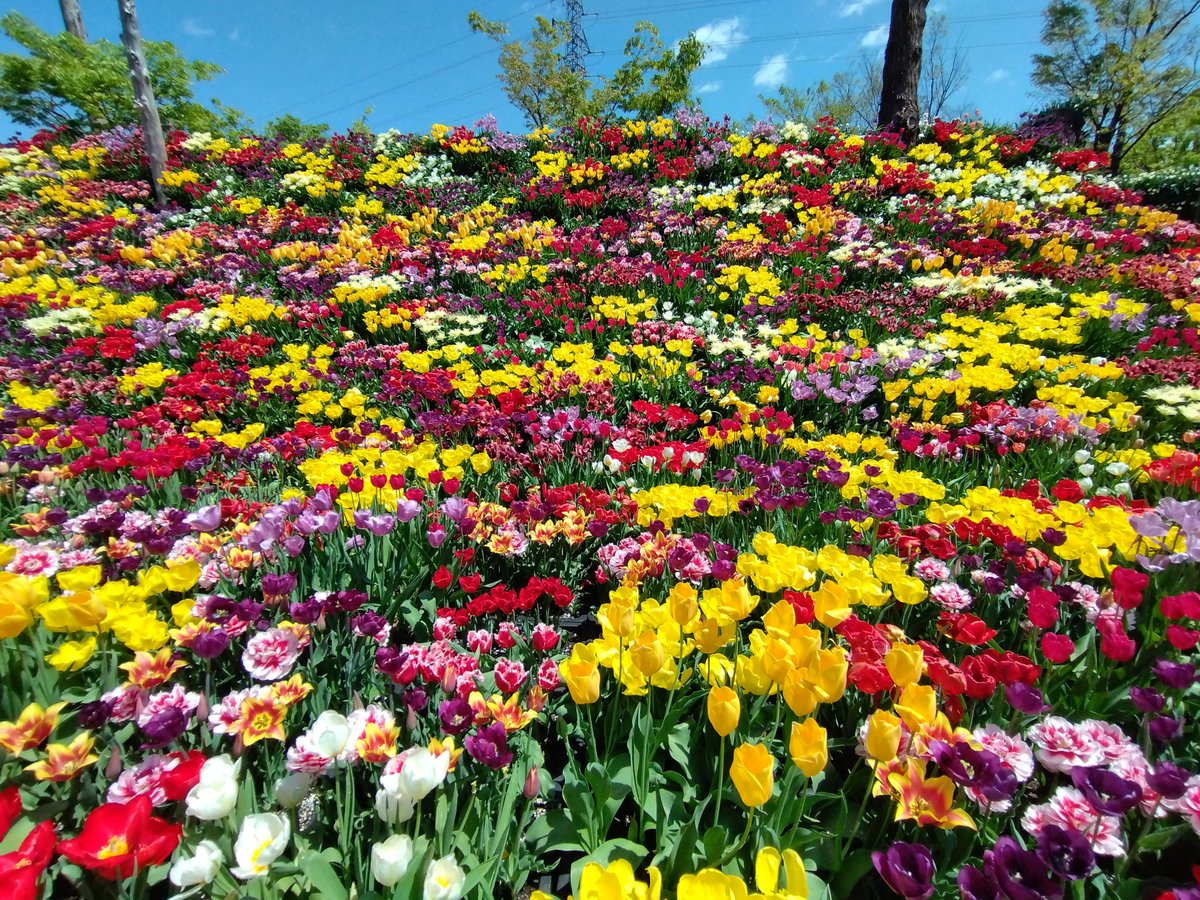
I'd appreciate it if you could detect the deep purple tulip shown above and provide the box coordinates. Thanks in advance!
[140,707,188,749]
[989,837,1062,900]
[464,722,513,769]
[77,698,115,730]
[872,842,936,900]
[1150,714,1184,744]
[1070,766,1144,815]
[957,865,999,900]
[191,628,231,660]
[1148,762,1190,800]
[1130,685,1166,714]
[1005,683,1052,715]
[1036,824,1094,880]
[438,698,473,735]
[1153,659,1197,690]
[929,741,1017,802]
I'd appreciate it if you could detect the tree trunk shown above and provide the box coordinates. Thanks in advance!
[59,0,86,41]
[116,0,168,207]
[877,0,929,140]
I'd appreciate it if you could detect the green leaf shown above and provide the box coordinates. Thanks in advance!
[829,848,874,897]
[296,848,347,900]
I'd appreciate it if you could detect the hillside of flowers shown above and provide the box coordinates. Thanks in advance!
[0,112,1198,900]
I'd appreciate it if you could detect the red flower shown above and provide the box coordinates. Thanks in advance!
[1051,478,1084,502]
[1040,632,1075,664]
[936,612,997,646]
[56,795,181,881]
[432,566,454,590]
[1166,625,1200,651]
[458,573,482,594]
[0,820,57,900]
[1111,567,1149,610]
[1161,592,1200,620]
[157,750,206,803]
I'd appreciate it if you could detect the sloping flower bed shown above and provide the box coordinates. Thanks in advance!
[0,114,1197,899]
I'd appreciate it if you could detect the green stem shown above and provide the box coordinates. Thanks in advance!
[714,807,755,868]
[714,738,727,827]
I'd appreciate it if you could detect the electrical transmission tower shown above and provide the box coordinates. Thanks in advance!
[561,0,592,75]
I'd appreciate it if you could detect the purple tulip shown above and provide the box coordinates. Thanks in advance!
[140,707,188,749]
[989,837,1062,900]
[929,741,1017,803]
[464,722,513,769]
[1130,686,1166,714]
[184,504,222,532]
[957,865,999,900]
[1005,683,1051,715]
[77,698,115,730]
[872,842,936,900]
[191,628,231,660]
[1153,659,1197,690]
[1036,824,1094,880]
[1150,714,1184,744]
[1070,766,1143,815]
[1148,762,1190,800]
[439,698,473,735]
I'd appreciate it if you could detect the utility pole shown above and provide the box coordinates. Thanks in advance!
[59,0,86,41]
[116,0,168,207]
[561,0,591,75]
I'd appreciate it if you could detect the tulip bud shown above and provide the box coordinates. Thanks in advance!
[706,686,740,738]
[523,766,541,799]
[884,643,924,688]
[865,710,902,762]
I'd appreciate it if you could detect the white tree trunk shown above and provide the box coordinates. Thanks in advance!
[59,0,86,40]
[117,0,168,207]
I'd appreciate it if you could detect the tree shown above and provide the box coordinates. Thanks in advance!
[0,13,242,135]
[264,114,331,143]
[59,0,86,41]
[116,0,166,207]
[468,13,703,128]
[760,15,966,129]
[1032,0,1200,173]
[878,0,930,137]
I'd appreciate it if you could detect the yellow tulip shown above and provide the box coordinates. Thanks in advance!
[865,710,902,762]
[788,719,828,777]
[755,847,809,899]
[560,645,601,705]
[706,686,740,738]
[895,683,937,730]
[782,669,818,717]
[884,643,924,688]
[45,637,97,672]
[667,582,699,627]
[730,742,774,808]
[693,617,735,654]
[630,631,664,676]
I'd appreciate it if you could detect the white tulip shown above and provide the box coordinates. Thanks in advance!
[307,710,352,758]
[185,755,240,820]
[231,813,290,880]
[395,748,450,802]
[169,840,224,888]
[423,855,466,900]
[371,834,414,887]
[375,781,416,825]
[274,771,315,808]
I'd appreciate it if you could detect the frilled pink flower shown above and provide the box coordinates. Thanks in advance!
[466,629,493,653]
[1111,753,1168,818]
[286,735,336,775]
[913,558,950,581]
[531,623,560,652]
[433,617,457,641]
[1026,717,1105,773]
[1078,719,1138,765]
[136,684,200,728]
[207,688,250,735]
[1163,775,1200,835]
[494,659,528,694]
[102,684,147,724]
[537,657,561,691]
[107,756,170,805]
[242,628,301,681]
[341,706,396,764]
[7,546,60,577]
[1021,787,1126,857]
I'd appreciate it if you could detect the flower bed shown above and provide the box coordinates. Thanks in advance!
[0,114,1198,899]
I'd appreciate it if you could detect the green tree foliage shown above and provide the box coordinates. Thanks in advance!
[1032,0,1200,172]
[0,12,243,135]
[468,13,703,128]
[264,115,331,144]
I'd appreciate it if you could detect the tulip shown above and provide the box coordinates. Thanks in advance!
[884,643,923,688]
[274,772,315,808]
[1070,766,1143,816]
[895,684,937,729]
[169,840,225,888]
[1036,824,1094,881]
[865,710,902,762]
[707,686,740,738]
[185,755,240,820]
[730,742,774,808]
[371,834,414,887]
[560,646,601,705]
[57,795,182,881]
[789,718,828,777]
[423,854,467,900]
[230,813,290,880]
[630,631,664,676]
[872,841,936,900]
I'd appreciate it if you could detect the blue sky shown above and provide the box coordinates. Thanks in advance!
[0,0,1051,138]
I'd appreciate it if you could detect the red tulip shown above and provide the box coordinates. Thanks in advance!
[57,795,181,881]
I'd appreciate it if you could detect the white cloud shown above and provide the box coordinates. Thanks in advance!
[840,0,881,15]
[181,18,214,38]
[697,80,723,94]
[861,24,889,48]
[694,17,747,65]
[986,68,1010,82]
[753,54,789,89]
